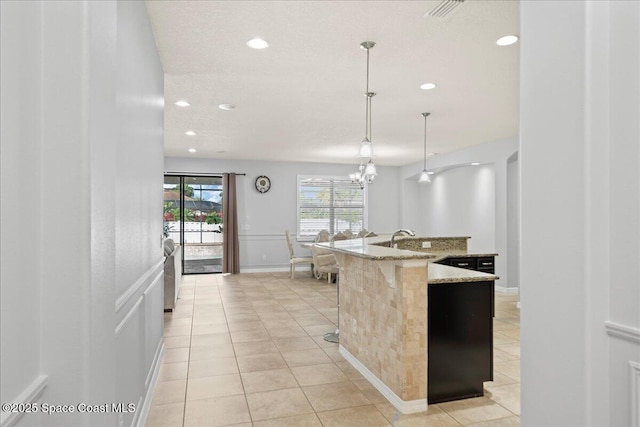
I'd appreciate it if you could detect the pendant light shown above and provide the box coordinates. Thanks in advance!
[419,112,432,183]
[359,41,376,159]
[351,41,378,188]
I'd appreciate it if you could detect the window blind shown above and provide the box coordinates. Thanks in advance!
[297,176,366,239]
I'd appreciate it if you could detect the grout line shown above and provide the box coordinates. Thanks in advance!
[217,275,255,425]
[182,276,199,426]
[278,277,327,416]
[154,272,520,426]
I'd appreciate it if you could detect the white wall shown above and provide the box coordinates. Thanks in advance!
[401,137,519,290]
[1,2,164,426]
[1,3,43,425]
[112,3,165,426]
[417,164,496,254]
[167,140,517,281]
[506,154,519,289]
[164,157,401,271]
[520,1,640,426]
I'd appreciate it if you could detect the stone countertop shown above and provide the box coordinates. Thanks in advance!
[316,235,499,283]
[315,235,496,261]
[315,238,436,261]
[363,234,469,245]
[428,263,498,284]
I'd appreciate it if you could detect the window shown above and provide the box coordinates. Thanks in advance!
[297,175,367,240]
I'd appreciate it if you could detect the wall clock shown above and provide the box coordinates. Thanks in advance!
[255,175,271,193]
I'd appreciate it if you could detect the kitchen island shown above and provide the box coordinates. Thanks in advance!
[318,235,498,414]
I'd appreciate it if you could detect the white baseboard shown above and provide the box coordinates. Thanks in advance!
[136,342,164,427]
[0,375,48,427]
[339,346,428,414]
[239,266,318,276]
[495,286,519,294]
[239,266,291,273]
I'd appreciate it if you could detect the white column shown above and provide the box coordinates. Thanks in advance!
[520,1,640,425]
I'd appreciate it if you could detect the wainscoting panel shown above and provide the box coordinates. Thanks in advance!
[116,258,163,317]
[0,375,48,427]
[631,361,640,427]
[238,233,296,270]
[607,320,640,426]
[606,321,640,344]
[113,258,165,427]
[115,296,144,427]
[143,274,163,382]
[137,343,163,427]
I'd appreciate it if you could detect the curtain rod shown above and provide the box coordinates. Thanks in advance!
[164,172,246,177]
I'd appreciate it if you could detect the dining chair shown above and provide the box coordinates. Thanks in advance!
[311,245,339,283]
[331,231,350,241]
[315,229,330,243]
[285,230,313,279]
[342,230,354,239]
[357,229,377,238]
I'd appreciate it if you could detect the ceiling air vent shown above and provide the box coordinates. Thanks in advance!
[426,0,465,18]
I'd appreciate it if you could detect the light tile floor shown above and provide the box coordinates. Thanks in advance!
[146,272,520,427]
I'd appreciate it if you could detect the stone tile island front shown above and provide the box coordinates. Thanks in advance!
[318,235,498,414]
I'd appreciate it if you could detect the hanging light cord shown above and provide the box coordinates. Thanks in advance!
[367,47,371,142]
[368,94,372,143]
[423,114,427,170]
[364,47,371,141]
[366,46,370,94]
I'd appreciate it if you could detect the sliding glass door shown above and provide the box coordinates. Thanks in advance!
[163,175,224,274]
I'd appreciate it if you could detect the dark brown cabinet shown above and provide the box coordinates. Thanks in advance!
[449,257,477,270]
[428,280,494,404]
[435,255,496,317]
[476,257,495,273]
[436,255,495,274]
[427,254,497,403]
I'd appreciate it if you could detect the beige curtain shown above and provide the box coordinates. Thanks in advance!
[222,173,240,273]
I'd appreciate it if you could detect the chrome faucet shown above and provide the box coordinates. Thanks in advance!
[390,229,416,248]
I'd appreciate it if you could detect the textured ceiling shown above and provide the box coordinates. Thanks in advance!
[146,0,519,166]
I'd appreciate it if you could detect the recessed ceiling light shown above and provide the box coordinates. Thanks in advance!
[247,38,269,49]
[420,83,437,90]
[218,104,236,110]
[496,35,518,46]
[175,100,190,107]
[185,131,196,136]
[471,162,480,166]
[188,148,196,153]
[427,171,435,175]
